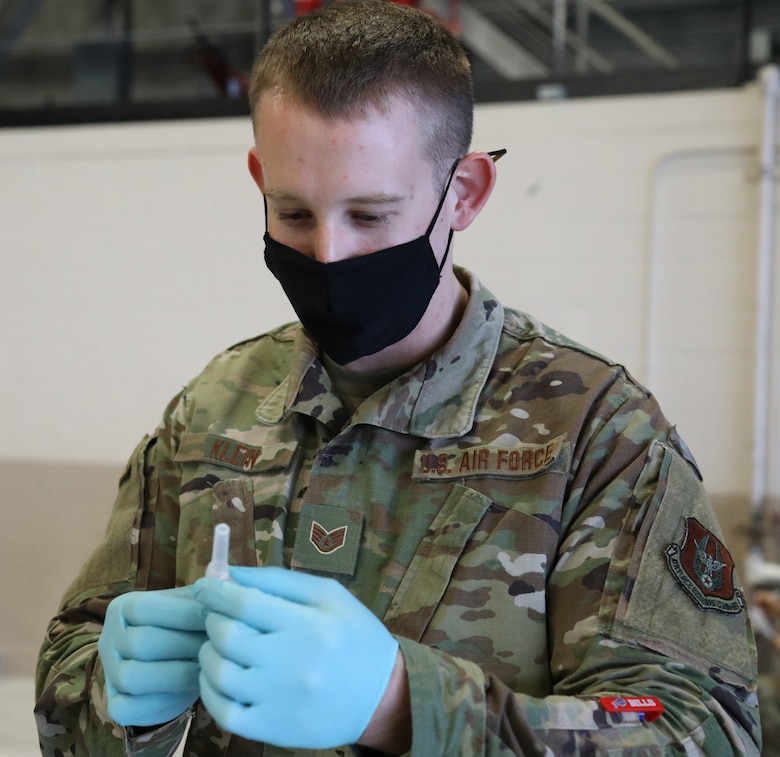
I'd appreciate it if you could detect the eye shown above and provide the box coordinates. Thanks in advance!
[351,212,389,226]
[276,210,311,224]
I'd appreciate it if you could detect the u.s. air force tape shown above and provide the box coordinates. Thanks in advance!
[413,436,568,481]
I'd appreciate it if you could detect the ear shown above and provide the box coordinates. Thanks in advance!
[450,151,497,232]
[247,146,265,192]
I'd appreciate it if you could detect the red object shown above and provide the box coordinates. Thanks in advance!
[600,696,664,722]
[295,0,322,14]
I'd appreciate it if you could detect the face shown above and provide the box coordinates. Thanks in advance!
[249,91,455,266]
[248,89,497,370]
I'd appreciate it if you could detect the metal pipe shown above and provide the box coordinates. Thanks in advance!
[423,0,549,79]
[737,0,755,85]
[510,0,614,74]
[118,0,134,103]
[587,0,680,70]
[552,0,567,72]
[752,64,779,517]
[575,0,591,74]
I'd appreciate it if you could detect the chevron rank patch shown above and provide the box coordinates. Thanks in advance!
[666,517,744,614]
[291,503,364,576]
[310,521,347,554]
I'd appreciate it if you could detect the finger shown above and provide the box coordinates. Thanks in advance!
[229,566,336,605]
[120,588,208,632]
[202,613,300,674]
[113,625,206,662]
[203,613,262,667]
[199,640,272,706]
[106,658,201,696]
[194,577,313,633]
[200,675,278,741]
[106,684,199,727]
[199,671,270,742]
[200,672,315,749]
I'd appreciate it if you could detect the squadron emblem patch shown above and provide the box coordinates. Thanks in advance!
[666,517,744,614]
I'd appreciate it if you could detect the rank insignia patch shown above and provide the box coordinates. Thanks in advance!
[292,504,363,576]
[666,517,744,614]
[310,521,348,554]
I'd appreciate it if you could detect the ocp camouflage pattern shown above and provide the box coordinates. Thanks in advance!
[35,268,761,755]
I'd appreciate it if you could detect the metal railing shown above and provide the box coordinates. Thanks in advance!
[0,0,776,126]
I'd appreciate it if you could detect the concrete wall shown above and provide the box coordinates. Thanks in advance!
[1,81,778,676]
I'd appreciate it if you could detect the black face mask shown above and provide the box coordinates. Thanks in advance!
[263,162,458,365]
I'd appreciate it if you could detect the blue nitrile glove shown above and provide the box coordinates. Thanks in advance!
[193,567,399,749]
[98,585,208,727]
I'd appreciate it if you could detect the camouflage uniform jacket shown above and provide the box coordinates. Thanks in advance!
[36,268,761,756]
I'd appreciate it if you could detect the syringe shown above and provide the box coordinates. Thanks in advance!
[205,523,232,580]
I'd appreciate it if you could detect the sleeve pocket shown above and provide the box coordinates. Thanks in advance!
[60,435,154,607]
[607,440,756,688]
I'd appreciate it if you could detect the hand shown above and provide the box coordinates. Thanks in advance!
[98,585,208,727]
[194,567,399,749]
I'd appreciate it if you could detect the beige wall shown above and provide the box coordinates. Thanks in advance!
[0,460,121,676]
[1,82,778,676]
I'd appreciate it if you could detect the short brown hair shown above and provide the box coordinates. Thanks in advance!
[249,0,474,179]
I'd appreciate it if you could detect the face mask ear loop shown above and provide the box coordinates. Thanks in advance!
[427,158,461,276]
[425,158,461,238]
[437,228,455,276]
[262,196,270,233]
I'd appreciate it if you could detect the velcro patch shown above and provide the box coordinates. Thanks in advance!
[291,504,363,576]
[666,517,744,614]
[413,436,567,481]
[600,696,664,722]
[174,432,295,474]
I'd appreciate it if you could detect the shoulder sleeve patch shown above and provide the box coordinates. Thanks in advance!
[666,517,744,614]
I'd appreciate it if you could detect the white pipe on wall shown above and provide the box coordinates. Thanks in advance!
[753,64,779,516]
[643,146,752,389]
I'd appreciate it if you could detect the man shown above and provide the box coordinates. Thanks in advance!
[35,2,761,755]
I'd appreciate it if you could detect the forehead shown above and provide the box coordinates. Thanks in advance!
[254,92,438,192]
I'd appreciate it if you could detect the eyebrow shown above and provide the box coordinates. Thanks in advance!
[264,189,406,205]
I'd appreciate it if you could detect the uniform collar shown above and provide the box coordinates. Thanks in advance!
[256,268,504,438]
